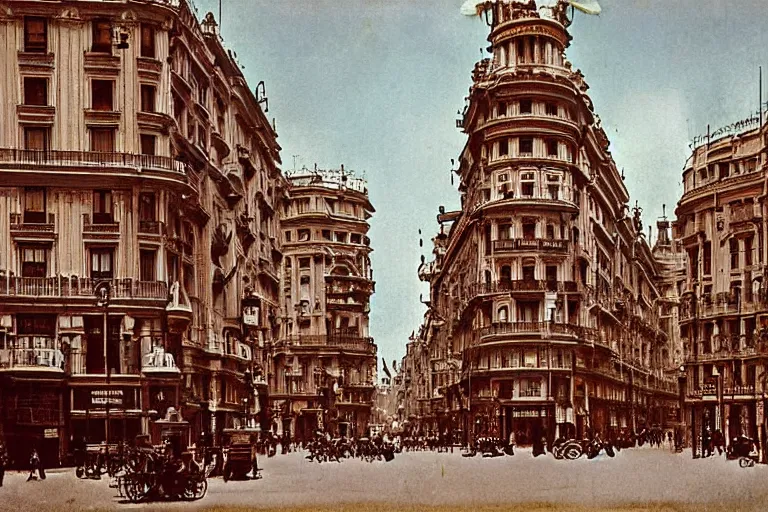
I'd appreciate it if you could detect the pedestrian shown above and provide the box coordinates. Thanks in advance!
[702,428,712,458]
[506,430,516,456]
[27,447,45,481]
[0,443,7,487]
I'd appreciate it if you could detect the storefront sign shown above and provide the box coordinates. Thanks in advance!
[73,388,138,410]
[44,428,57,438]
[511,407,548,418]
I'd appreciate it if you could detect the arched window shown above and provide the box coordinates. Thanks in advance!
[498,305,509,324]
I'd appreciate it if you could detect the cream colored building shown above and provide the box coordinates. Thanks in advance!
[0,0,282,465]
[408,0,678,444]
[270,166,377,440]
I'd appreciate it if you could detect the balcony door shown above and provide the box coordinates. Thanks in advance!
[20,245,48,278]
[23,187,46,224]
[90,248,114,280]
[84,316,121,375]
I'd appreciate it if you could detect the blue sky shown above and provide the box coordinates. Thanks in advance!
[196,0,768,373]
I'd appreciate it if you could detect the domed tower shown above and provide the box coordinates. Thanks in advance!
[424,0,677,445]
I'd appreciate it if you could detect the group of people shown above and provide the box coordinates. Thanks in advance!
[0,444,44,485]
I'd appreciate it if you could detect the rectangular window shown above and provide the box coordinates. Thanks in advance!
[91,248,114,279]
[23,187,46,224]
[499,139,508,157]
[730,238,739,270]
[519,138,533,155]
[522,265,535,282]
[350,233,362,244]
[139,249,156,281]
[546,265,557,282]
[92,190,113,224]
[545,102,558,116]
[92,20,112,54]
[298,229,310,242]
[20,246,47,277]
[140,24,155,58]
[140,134,156,156]
[298,258,310,269]
[284,231,292,242]
[139,192,156,222]
[546,139,558,157]
[703,241,712,275]
[92,80,114,111]
[322,229,332,241]
[23,77,48,106]
[522,222,536,240]
[90,128,115,152]
[498,224,511,240]
[745,236,754,266]
[520,99,532,114]
[24,127,49,151]
[140,84,156,112]
[497,101,506,117]
[335,232,348,243]
[24,17,47,53]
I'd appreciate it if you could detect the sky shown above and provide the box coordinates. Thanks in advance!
[195,0,768,375]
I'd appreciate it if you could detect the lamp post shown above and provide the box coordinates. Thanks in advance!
[95,281,111,445]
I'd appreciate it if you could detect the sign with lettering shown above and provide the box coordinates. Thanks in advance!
[44,428,57,438]
[242,305,260,326]
[73,387,138,410]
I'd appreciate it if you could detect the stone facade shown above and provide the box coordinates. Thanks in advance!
[675,122,768,458]
[269,166,377,441]
[394,1,679,445]
[0,0,283,465]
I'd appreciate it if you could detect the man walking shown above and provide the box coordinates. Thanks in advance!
[0,443,7,487]
[27,447,45,481]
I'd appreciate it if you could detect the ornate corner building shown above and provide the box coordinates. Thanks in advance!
[0,0,284,466]
[397,1,681,444]
[270,167,377,441]
[675,122,768,457]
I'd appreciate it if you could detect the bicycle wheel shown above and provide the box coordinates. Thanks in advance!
[563,443,583,460]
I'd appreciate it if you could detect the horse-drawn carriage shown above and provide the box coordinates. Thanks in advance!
[112,435,209,503]
[221,428,261,481]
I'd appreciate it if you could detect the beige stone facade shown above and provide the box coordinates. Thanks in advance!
[396,1,679,444]
[270,167,377,441]
[0,0,283,465]
[675,122,768,457]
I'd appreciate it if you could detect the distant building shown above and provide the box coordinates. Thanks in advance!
[674,122,768,458]
[403,0,678,445]
[270,166,377,441]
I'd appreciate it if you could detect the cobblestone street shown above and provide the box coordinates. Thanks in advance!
[2,447,767,511]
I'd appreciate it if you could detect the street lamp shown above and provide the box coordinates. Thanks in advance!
[95,281,111,445]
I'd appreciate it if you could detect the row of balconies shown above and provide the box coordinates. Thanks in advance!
[492,238,569,254]
[278,335,376,355]
[0,346,178,375]
[0,274,168,301]
[468,279,584,297]
[0,148,189,179]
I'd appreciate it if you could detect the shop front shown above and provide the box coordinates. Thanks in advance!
[503,404,553,445]
[69,385,142,444]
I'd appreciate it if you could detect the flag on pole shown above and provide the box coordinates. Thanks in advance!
[567,0,601,15]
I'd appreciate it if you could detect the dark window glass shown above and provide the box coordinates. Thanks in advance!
[92,80,114,111]
[140,134,156,156]
[93,190,113,224]
[140,84,155,112]
[24,77,48,106]
[91,248,114,279]
[20,246,47,277]
[92,20,112,53]
[140,24,155,58]
[90,128,115,152]
[519,138,533,155]
[23,188,46,224]
[140,250,156,281]
[520,99,532,114]
[24,17,47,53]
[24,127,49,151]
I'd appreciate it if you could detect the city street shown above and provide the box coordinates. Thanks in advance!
[2,447,768,511]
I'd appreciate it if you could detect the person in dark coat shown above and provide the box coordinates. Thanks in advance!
[0,443,7,487]
[27,448,45,481]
